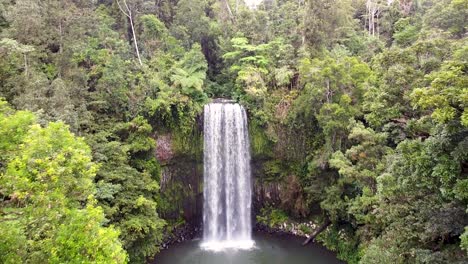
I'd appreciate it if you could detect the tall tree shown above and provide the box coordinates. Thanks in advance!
[116,0,143,65]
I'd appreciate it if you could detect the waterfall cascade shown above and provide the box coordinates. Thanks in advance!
[201,101,254,251]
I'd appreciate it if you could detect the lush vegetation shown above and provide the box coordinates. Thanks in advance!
[0,0,466,263]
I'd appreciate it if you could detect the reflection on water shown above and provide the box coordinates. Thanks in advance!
[151,232,344,264]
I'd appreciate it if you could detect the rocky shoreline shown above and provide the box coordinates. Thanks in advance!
[254,221,318,240]
[159,224,200,250]
[160,219,321,251]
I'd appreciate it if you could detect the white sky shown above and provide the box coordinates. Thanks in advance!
[244,0,263,8]
[244,0,393,9]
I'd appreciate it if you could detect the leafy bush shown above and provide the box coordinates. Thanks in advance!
[256,207,290,228]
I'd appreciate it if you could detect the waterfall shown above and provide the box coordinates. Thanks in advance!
[201,101,254,251]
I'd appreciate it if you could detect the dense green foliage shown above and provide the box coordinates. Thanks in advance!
[0,100,128,263]
[0,0,467,263]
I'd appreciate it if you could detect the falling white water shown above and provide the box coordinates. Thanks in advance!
[201,101,254,251]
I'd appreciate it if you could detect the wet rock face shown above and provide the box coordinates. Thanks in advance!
[159,158,203,225]
[251,160,310,218]
[155,130,302,228]
[253,177,309,218]
[155,131,203,225]
[158,154,292,226]
[156,134,174,164]
[254,181,281,205]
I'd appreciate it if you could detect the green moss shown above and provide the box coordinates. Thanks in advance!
[157,181,186,217]
[261,159,305,183]
[263,160,287,181]
[156,159,202,219]
[298,223,313,234]
[256,206,289,228]
[249,120,273,158]
[171,127,203,161]
[164,217,186,233]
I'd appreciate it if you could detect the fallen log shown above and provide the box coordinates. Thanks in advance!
[302,219,331,246]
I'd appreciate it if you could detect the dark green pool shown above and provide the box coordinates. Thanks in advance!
[151,232,344,264]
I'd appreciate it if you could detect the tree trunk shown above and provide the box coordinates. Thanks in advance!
[117,0,143,66]
[302,219,331,246]
[23,53,28,76]
[301,3,306,47]
[223,0,235,23]
[128,14,142,65]
[59,20,63,54]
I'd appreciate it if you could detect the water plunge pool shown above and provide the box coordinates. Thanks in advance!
[152,232,343,264]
